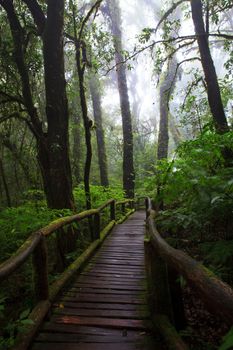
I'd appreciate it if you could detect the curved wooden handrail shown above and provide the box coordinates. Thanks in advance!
[97,199,115,212]
[146,197,233,327]
[0,232,41,280]
[0,198,134,282]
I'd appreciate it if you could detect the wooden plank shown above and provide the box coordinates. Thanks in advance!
[77,274,146,286]
[53,307,149,319]
[73,279,146,291]
[41,323,143,336]
[53,315,151,330]
[35,332,151,343]
[61,294,145,304]
[70,282,146,294]
[89,263,144,271]
[53,302,147,311]
[80,272,144,280]
[92,259,144,266]
[88,267,145,275]
[65,288,144,296]
[32,342,152,350]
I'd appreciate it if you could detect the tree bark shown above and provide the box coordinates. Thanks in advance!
[72,112,83,185]
[75,44,92,210]
[0,157,11,207]
[89,74,109,187]
[106,0,135,198]
[190,0,229,133]
[157,57,178,160]
[42,0,74,210]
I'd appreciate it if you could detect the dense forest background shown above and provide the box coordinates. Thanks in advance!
[0,0,233,348]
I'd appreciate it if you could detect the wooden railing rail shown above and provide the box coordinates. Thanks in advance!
[0,198,134,282]
[145,197,233,327]
[0,197,135,350]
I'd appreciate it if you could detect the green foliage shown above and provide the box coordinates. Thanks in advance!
[219,328,233,350]
[0,306,34,349]
[73,185,125,211]
[152,131,233,241]
[0,201,72,262]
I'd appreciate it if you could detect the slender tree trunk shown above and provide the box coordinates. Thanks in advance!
[89,74,109,187]
[157,57,178,160]
[191,0,229,133]
[0,157,11,207]
[106,0,135,198]
[72,112,83,185]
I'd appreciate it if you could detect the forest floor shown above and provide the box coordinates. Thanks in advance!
[168,235,230,349]
[182,286,228,349]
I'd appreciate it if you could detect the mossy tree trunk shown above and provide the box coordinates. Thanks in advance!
[89,74,109,187]
[191,0,229,133]
[105,0,135,198]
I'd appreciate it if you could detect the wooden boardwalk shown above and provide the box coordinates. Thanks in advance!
[31,211,162,350]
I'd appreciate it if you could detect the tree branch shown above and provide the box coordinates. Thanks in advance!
[0,91,24,105]
[166,57,201,102]
[152,0,189,36]
[78,0,103,42]
[0,112,37,136]
[21,0,46,34]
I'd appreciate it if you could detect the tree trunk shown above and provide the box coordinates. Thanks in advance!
[157,57,178,160]
[106,0,135,198]
[0,157,11,207]
[169,114,182,147]
[42,0,74,210]
[89,74,109,187]
[190,0,229,133]
[72,112,83,185]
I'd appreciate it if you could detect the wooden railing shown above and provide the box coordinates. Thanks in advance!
[145,197,233,349]
[0,198,135,350]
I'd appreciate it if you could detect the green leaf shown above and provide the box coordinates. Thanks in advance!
[19,308,31,320]
[219,328,233,350]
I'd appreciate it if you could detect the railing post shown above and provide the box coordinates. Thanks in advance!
[94,212,101,240]
[145,197,149,219]
[33,236,49,301]
[110,200,115,221]
[121,202,126,215]
[167,267,186,331]
[144,239,174,322]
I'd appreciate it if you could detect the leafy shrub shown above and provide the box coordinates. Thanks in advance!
[153,131,233,240]
[73,184,125,211]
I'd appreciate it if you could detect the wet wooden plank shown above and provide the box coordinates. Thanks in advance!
[54,302,147,311]
[73,281,145,290]
[53,315,151,330]
[32,343,151,350]
[41,323,144,336]
[65,288,144,296]
[35,332,152,343]
[76,276,145,285]
[61,294,145,304]
[53,307,149,319]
